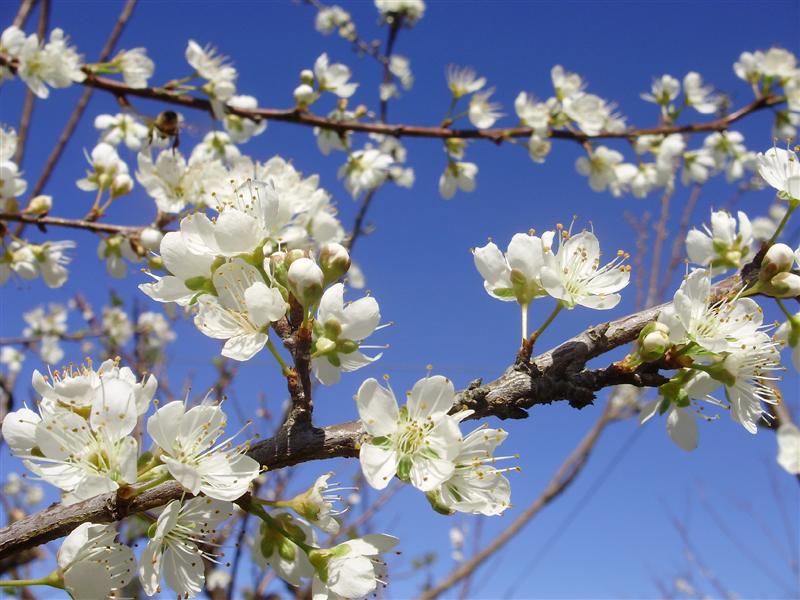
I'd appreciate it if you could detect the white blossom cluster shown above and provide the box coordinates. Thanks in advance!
[357,375,518,516]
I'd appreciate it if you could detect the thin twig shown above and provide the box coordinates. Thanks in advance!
[418,406,615,600]
[12,0,37,28]
[13,0,49,167]
[645,185,673,308]
[658,185,702,302]
[0,212,146,235]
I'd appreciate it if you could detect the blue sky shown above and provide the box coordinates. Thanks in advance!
[1,0,799,598]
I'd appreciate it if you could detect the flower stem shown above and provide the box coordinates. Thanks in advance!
[530,303,563,343]
[0,572,62,589]
[776,297,796,321]
[520,303,529,341]
[266,338,291,375]
[132,473,171,496]
[767,201,797,246]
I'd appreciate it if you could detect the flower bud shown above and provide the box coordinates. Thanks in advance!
[770,271,800,297]
[319,242,351,285]
[294,84,316,108]
[762,243,795,277]
[111,173,133,197]
[285,249,309,267]
[26,194,52,214]
[139,227,163,251]
[300,69,314,85]
[637,321,670,361]
[287,258,324,307]
[315,336,336,355]
[267,251,289,287]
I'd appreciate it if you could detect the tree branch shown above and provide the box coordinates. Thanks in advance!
[0,264,752,559]
[0,54,783,145]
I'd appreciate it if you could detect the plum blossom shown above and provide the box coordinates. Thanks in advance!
[94,113,149,151]
[147,398,260,500]
[186,40,237,102]
[11,27,85,99]
[98,234,139,278]
[338,148,392,197]
[685,209,754,272]
[576,146,624,195]
[140,497,234,598]
[113,47,154,88]
[640,400,698,452]
[57,523,136,600]
[310,534,399,600]
[472,231,555,305]
[376,0,426,25]
[314,53,358,98]
[252,510,316,586]
[76,142,133,198]
[223,95,267,143]
[356,375,464,492]
[312,283,383,385]
[139,231,216,306]
[541,228,630,309]
[194,260,288,361]
[428,425,515,516]
[757,146,800,202]
[468,89,502,129]
[683,71,722,114]
[102,305,134,347]
[641,74,681,108]
[446,65,485,98]
[439,160,477,199]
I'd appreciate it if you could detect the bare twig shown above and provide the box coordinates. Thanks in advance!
[645,185,673,308]
[0,212,147,235]
[12,0,37,28]
[658,184,702,301]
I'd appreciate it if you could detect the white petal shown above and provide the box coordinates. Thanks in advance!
[356,378,399,437]
[407,375,456,421]
[359,444,397,490]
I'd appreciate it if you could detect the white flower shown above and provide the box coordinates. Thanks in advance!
[312,283,382,385]
[446,65,485,98]
[22,302,67,340]
[551,65,584,100]
[777,423,800,474]
[316,5,353,35]
[114,47,154,88]
[685,209,754,272]
[137,311,176,351]
[0,346,24,374]
[338,148,392,197]
[315,107,354,155]
[681,149,716,185]
[429,425,514,516]
[136,148,228,213]
[140,497,234,598]
[472,231,555,304]
[288,257,325,307]
[94,113,149,151]
[468,89,502,129]
[0,125,18,161]
[439,161,477,199]
[733,50,762,83]
[375,0,425,25]
[641,74,681,106]
[575,146,624,195]
[14,28,84,98]
[687,333,782,434]
[356,376,463,492]
[0,160,27,200]
[185,40,237,102]
[147,398,260,500]
[657,269,764,353]
[514,92,550,135]
[37,240,76,288]
[288,472,346,534]
[310,534,399,600]
[190,130,241,164]
[683,72,721,114]
[102,305,134,346]
[314,53,358,98]
[760,48,797,80]
[756,146,800,202]
[253,510,316,586]
[541,229,630,310]
[98,234,139,278]
[76,142,132,197]
[139,231,216,306]
[223,95,267,143]
[640,400,698,452]
[389,54,413,90]
[563,93,610,136]
[194,259,288,361]
[3,379,141,502]
[58,523,135,600]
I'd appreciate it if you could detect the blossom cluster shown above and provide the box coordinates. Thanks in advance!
[357,375,517,516]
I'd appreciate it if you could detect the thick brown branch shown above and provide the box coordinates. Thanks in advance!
[0,266,752,559]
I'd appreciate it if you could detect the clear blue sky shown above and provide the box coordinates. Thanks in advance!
[1,1,799,598]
